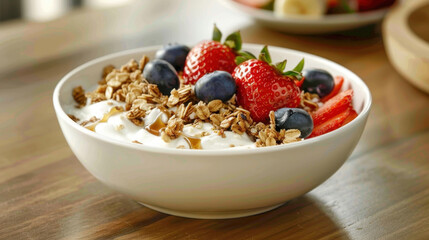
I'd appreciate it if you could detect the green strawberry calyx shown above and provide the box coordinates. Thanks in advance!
[212,24,242,52]
[236,45,305,81]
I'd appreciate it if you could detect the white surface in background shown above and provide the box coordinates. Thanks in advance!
[22,0,70,22]
[84,0,133,8]
[0,0,251,74]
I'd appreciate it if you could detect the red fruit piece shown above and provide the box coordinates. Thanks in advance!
[233,59,301,122]
[357,0,395,11]
[321,76,344,103]
[235,0,272,8]
[308,107,352,138]
[183,41,236,85]
[312,89,353,126]
[295,77,305,88]
[342,109,358,126]
[327,0,339,8]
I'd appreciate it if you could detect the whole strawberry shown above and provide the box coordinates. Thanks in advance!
[183,25,241,85]
[233,46,303,123]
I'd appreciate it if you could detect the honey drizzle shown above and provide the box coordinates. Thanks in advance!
[158,106,171,119]
[85,106,124,131]
[145,113,166,136]
[145,113,202,149]
[183,135,202,150]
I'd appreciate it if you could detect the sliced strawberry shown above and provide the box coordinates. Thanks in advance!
[312,89,353,126]
[321,76,344,103]
[342,109,358,126]
[308,108,352,138]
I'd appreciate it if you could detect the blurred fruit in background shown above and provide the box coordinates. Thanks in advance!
[234,0,274,9]
[357,0,396,11]
[275,0,327,18]
[234,0,396,17]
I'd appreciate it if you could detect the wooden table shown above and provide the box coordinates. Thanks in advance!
[1,1,428,239]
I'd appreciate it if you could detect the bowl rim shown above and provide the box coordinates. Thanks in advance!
[53,43,372,156]
[217,0,390,24]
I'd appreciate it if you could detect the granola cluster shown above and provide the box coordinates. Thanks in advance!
[71,56,320,148]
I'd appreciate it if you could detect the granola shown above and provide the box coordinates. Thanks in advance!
[69,55,304,149]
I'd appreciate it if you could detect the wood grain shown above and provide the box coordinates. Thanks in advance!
[1,1,429,239]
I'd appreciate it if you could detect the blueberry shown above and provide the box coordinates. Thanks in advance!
[274,108,313,138]
[155,44,190,71]
[195,71,236,102]
[142,59,179,95]
[302,69,334,98]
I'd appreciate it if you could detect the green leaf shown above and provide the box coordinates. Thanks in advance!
[292,58,305,72]
[237,50,256,60]
[275,60,287,72]
[259,53,270,64]
[340,0,355,13]
[235,56,247,65]
[235,51,256,65]
[224,40,235,50]
[212,24,222,42]
[224,31,242,51]
[258,46,272,64]
[283,70,303,80]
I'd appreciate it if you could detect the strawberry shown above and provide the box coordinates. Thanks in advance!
[183,25,242,85]
[232,46,303,123]
[312,89,353,126]
[308,107,352,138]
[357,0,395,11]
[295,77,305,88]
[321,76,344,102]
[342,109,358,126]
[327,0,340,8]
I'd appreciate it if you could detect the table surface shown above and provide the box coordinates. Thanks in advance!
[1,0,428,239]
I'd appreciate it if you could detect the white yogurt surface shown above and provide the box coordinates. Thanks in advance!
[66,100,256,149]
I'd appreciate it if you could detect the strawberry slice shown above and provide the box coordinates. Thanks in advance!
[321,76,344,103]
[342,109,358,126]
[308,108,352,138]
[312,89,353,126]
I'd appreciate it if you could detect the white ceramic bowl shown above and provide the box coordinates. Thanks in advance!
[53,44,371,219]
[218,0,389,34]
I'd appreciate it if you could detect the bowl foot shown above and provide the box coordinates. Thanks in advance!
[139,202,285,219]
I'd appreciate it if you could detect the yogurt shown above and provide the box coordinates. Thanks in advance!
[66,100,256,149]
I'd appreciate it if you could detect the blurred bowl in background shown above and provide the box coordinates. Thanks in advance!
[383,0,429,94]
[218,0,391,34]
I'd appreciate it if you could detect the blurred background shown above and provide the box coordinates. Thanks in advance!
[0,0,253,74]
[0,0,407,74]
[1,0,429,238]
